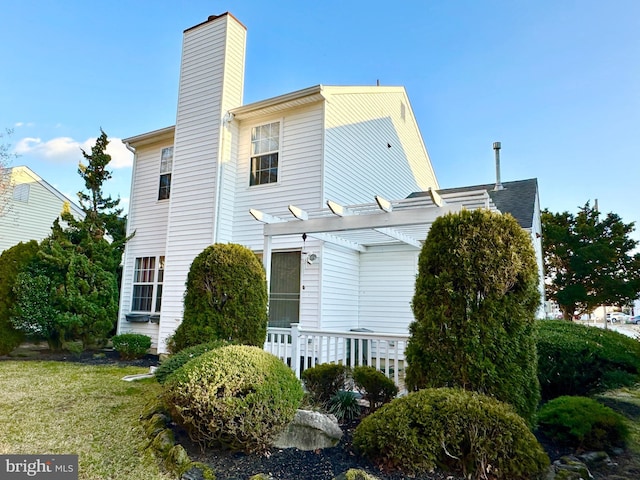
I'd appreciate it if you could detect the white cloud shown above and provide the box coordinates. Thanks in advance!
[14,135,133,169]
[104,139,134,169]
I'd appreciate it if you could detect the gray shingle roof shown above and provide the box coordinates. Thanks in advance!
[408,178,539,229]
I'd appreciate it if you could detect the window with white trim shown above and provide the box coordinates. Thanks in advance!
[158,147,173,200]
[132,256,164,312]
[250,121,280,186]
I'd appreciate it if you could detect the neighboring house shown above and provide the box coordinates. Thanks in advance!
[0,165,84,254]
[117,12,544,356]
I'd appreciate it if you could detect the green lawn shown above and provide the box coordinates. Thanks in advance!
[0,361,173,480]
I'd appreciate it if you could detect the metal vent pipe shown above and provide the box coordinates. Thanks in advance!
[493,141,503,191]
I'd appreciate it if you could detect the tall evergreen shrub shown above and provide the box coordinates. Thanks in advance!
[0,240,39,354]
[171,243,268,352]
[405,209,541,425]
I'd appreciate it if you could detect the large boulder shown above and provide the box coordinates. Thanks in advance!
[273,409,343,450]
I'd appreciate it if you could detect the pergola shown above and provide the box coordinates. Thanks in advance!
[250,188,499,283]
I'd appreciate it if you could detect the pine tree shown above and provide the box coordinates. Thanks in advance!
[11,131,126,349]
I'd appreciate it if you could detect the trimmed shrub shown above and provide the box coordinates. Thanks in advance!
[112,333,151,360]
[405,209,541,426]
[353,387,549,479]
[352,365,398,412]
[163,345,303,453]
[537,396,629,451]
[171,243,267,352]
[0,240,39,355]
[301,363,350,407]
[155,340,231,384]
[537,320,640,400]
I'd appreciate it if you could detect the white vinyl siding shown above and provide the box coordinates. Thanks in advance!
[117,139,172,349]
[320,244,360,331]
[323,87,438,205]
[232,103,324,250]
[359,246,419,334]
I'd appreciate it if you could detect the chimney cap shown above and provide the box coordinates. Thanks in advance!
[493,141,501,150]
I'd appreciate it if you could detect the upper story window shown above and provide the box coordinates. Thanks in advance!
[250,121,280,186]
[158,147,173,200]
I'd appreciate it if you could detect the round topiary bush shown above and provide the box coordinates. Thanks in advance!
[163,345,303,453]
[353,387,550,479]
[171,243,268,352]
[301,362,350,407]
[537,320,640,401]
[352,365,398,412]
[155,340,231,384]
[405,209,541,426]
[537,396,629,451]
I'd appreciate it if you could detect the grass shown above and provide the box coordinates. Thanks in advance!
[596,386,640,450]
[0,361,173,480]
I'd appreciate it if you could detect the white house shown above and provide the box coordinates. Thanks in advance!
[117,12,543,362]
[0,165,85,254]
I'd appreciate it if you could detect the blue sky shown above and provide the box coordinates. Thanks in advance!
[2,1,639,242]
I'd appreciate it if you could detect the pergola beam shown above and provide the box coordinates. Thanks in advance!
[264,204,460,236]
[249,208,286,224]
[374,227,422,248]
[308,232,367,252]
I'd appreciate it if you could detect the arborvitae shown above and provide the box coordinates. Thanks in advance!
[171,243,268,352]
[405,209,541,426]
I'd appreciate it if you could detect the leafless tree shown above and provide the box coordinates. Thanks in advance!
[0,129,17,217]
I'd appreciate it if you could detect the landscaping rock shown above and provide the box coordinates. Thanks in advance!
[151,429,175,455]
[167,444,191,475]
[273,409,343,450]
[578,451,614,467]
[545,455,593,480]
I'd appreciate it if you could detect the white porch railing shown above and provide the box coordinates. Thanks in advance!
[264,323,409,394]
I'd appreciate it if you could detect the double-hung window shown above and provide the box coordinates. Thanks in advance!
[132,256,165,313]
[158,147,173,200]
[250,121,280,186]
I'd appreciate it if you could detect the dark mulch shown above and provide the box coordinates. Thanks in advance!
[175,419,465,480]
[4,346,639,479]
[0,345,159,369]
